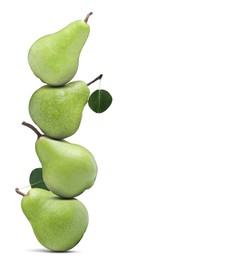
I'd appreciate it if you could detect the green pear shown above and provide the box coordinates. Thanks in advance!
[36,136,98,198]
[22,121,98,198]
[16,188,88,251]
[29,80,90,140]
[28,12,92,86]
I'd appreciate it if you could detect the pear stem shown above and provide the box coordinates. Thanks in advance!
[22,121,42,138]
[15,188,26,197]
[87,74,103,86]
[84,12,93,23]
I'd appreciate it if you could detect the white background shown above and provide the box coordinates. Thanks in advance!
[1,0,248,259]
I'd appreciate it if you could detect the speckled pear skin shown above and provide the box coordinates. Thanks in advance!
[29,81,90,140]
[21,188,89,252]
[35,136,98,198]
[28,20,90,86]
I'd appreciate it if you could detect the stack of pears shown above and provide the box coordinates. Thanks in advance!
[16,12,109,252]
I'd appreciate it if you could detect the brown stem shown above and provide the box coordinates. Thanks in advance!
[15,188,26,197]
[22,121,42,138]
[87,74,103,86]
[84,12,93,23]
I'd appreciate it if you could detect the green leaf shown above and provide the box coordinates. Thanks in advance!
[88,89,113,113]
[29,168,49,191]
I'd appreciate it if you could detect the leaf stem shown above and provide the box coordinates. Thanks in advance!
[22,121,43,138]
[84,12,93,23]
[87,74,103,86]
[15,188,26,197]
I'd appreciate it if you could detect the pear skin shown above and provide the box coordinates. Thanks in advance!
[35,136,98,198]
[20,188,89,252]
[28,13,92,86]
[29,80,90,140]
